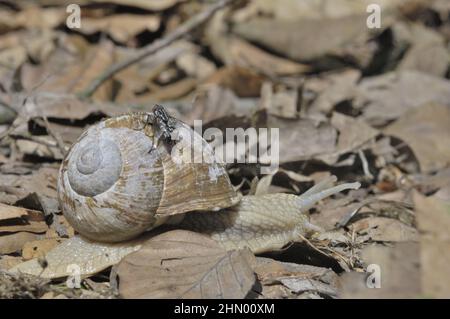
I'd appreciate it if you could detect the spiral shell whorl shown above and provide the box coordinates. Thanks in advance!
[68,130,122,197]
[58,114,165,242]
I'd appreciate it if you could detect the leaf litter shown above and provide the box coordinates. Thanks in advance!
[0,0,449,299]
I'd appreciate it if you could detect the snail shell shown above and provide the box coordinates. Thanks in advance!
[57,112,240,242]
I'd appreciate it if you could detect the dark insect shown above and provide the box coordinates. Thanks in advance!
[147,104,178,152]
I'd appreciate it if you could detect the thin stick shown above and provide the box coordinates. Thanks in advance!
[79,0,235,98]
[39,116,68,155]
[358,149,374,180]
[0,120,22,142]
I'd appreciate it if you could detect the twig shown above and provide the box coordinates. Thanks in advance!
[37,116,68,155]
[358,149,374,180]
[9,133,56,147]
[0,120,23,142]
[79,0,235,98]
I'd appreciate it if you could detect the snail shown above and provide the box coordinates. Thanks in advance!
[11,105,360,279]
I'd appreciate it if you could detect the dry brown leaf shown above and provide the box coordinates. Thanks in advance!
[264,115,337,164]
[384,103,450,173]
[0,203,43,221]
[10,235,143,278]
[19,92,125,120]
[176,52,216,80]
[0,46,27,70]
[280,277,337,296]
[252,257,339,298]
[0,166,59,202]
[113,40,195,102]
[259,82,299,119]
[21,41,116,100]
[0,203,48,235]
[254,257,337,283]
[316,112,379,165]
[0,256,23,271]
[81,15,160,43]
[0,6,65,32]
[0,232,41,254]
[180,85,255,126]
[206,66,265,97]
[22,238,64,260]
[311,202,362,231]
[15,139,64,160]
[331,112,379,151]
[144,77,197,102]
[413,191,450,298]
[117,230,256,299]
[40,122,84,145]
[339,242,421,298]
[232,15,373,63]
[352,217,418,242]
[0,221,48,234]
[225,37,310,76]
[392,22,449,77]
[232,0,409,21]
[308,69,361,114]
[355,71,450,126]
[206,18,310,77]
[91,0,186,11]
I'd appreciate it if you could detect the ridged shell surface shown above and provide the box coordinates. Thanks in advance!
[58,114,164,242]
[58,113,240,242]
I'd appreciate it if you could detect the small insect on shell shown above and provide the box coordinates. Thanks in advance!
[58,113,240,243]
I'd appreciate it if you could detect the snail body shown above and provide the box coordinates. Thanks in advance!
[11,107,360,278]
[181,176,360,253]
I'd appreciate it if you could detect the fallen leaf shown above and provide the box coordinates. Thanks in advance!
[0,203,47,234]
[393,22,449,77]
[180,85,255,126]
[280,277,337,297]
[81,14,161,43]
[117,230,256,299]
[0,256,23,271]
[384,103,450,173]
[22,238,64,260]
[413,191,450,298]
[0,232,41,254]
[10,235,143,278]
[0,166,59,202]
[176,51,216,80]
[355,71,450,126]
[264,115,337,164]
[232,15,375,65]
[259,82,300,119]
[144,77,197,102]
[351,217,418,242]
[232,0,408,21]
[206,66,265,97]
[15,91,126,121]
[91,0,186,11]
[206,15,310,77]
[21,41,116,100]
[308,69,361,114]
[253,257,338,292]
[15,139,64,160]
[339,242,421,298]
[311,202,362,231]
[317,112,379,164]
[0,203,44,221]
